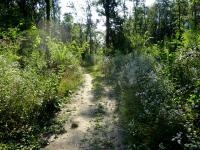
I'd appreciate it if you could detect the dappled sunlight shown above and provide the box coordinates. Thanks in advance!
[44,73,125,150]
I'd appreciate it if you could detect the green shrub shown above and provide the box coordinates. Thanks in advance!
[103,31,200,149]
[0,27,83,149]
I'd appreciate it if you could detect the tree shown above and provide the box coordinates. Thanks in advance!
[61,13,73,42]
[45,0,51,33]
[172,0,189,39]
[86,0,93,54]
[97,0,119,48]
[0,0,41,29]
[191,0,200,29]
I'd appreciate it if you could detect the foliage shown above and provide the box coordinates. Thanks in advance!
[102,30,200,149]
[1,0,200,149]
[0,27,83,149]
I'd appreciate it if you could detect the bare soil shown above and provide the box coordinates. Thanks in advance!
[43,74,124,150]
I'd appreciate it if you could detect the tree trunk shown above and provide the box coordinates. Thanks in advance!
[178,0,181,40]
[45,0,51,33]
[193,2,197,29]
[105,15,110,48]
[105,0,110,48]
[134,0,139,32]
[45,0,51,67]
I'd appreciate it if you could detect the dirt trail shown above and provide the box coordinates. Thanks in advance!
[44,74,124,150]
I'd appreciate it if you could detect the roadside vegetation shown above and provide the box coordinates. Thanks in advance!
[103,31,200,149]
[0,26,83,149]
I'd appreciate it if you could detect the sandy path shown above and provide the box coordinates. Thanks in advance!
[44,74,124,150]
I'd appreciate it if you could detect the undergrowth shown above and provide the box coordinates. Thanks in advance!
[0,27,83,149]
[102,31,200,149]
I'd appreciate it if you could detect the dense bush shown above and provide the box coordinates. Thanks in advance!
[103,31,200,149]
[0,27,83,149]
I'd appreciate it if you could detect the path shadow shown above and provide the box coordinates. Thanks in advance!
[43,72,126,150]
[79,105,108,118]
[84,74,126,150]
[91,74,117,102]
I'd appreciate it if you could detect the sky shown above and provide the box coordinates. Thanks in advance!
[60,0,155,31]
[145,0,155,6]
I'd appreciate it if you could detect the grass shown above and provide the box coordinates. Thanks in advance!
[39,69,84,148]
[58,69,84,96]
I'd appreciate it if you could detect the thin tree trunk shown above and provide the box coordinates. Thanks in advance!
[123,0,126,19]
[45,0,51,67]
[193,2,197,29]
[45,0,51,33]
[178,0,181,40]
[105,0,110,48]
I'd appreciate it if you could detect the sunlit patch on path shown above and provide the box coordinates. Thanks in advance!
[44,74,124,150]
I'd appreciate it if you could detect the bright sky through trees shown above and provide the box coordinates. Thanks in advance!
[60,0,155,31]
[60,0,156,18]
